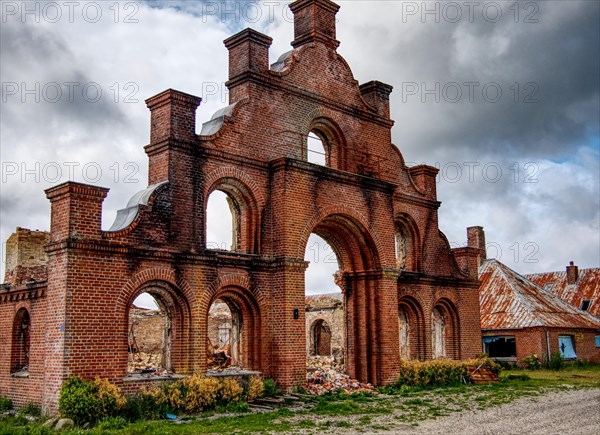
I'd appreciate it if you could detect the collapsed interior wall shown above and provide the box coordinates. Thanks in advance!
[127,306,167,373]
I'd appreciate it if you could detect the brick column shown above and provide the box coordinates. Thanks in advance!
[269,259,307,391]
[45,182,109,241]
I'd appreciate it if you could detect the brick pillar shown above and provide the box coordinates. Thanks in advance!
[360,81,393,119]
[145,89,202,184]
[290,0,340,50]
[224,28,272,102]
[144,89,203,251]
[269,259,307,391]
[45,182,109,241]
[453,247,480,278]
[409,165,438,200]
[374,271,401,385]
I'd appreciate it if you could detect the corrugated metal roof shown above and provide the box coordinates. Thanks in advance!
[479,259,600,330]
[526,268,600,317]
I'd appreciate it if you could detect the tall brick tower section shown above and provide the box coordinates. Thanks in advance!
[0,0,481,413]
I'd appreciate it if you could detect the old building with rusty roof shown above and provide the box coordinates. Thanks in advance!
[526,262,600,319]
[479,259,600,364]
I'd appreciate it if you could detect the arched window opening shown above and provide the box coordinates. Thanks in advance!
[11,308,30,375]
[432,307,446,358]
[128,292,171,374]
[207,299,243,368]
[307,131,327,166]
[399,296,426,361]
[206,190,239,251]
[399,308,410,360]
[305,233,345,368]
[395,225,413,270]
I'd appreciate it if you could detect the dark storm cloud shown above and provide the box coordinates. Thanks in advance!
[1,20,128,142]
[396,1,599,159]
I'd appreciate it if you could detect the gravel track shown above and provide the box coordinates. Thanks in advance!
[384,388,600,434]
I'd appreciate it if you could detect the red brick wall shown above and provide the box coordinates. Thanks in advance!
[484,327,600,364]
[0,0,482,412]
[0,295,46,408]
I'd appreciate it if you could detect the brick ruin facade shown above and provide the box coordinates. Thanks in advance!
[0,0,483,412]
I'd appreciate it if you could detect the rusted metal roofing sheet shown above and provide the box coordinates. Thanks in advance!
[479,260,600,330]
[526,268,600,317]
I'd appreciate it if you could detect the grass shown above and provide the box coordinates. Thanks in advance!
[2,365,599,434]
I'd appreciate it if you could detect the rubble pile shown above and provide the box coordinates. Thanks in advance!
[306,357,377,396]
[307,356,344,372]
[127,352,161,373]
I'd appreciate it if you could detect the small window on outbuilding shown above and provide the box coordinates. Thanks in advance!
[483,336,516,358]
[580,300,591,311]
[595,335,600,348]
[558,335,577,359]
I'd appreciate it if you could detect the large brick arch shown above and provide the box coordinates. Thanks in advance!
[200,274,265,314]
[199,274,266,371]
[115,268,194,375]
[116,268,194,311]
[7,2,485,410]
[203,167,265,207]
[297,205,384,270]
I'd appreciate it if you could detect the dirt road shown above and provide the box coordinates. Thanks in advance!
[392,388,600,434]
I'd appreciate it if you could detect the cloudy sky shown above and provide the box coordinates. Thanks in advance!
[1,1,598,302]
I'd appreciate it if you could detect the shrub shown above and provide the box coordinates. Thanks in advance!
[122,392,167,422]
[0,396,12,411]
[219,378,244,403]
[18,402,41,417]
[174,375,220,414]
[245,376,264,402]
[522,354,542,370]
[224,401,250,413]
[381,357,499,393]
[395,359,468,387]
[262,378,282,398]
[58,376,125,425]
[545,352,566,370]
[94,377,126,416]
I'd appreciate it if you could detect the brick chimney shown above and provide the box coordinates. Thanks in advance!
[290,0,340,50]
[467,226,487,266]
[566,261,579,285]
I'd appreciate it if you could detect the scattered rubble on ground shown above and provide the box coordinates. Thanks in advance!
[306,356,377,396]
